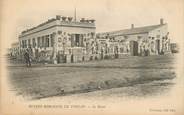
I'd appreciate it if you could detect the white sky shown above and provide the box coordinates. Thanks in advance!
[1,0,184,48]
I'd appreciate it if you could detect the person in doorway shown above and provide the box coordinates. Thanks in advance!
[24,49,31,67]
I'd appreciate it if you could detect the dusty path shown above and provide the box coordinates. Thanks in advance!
[7,55,177,100]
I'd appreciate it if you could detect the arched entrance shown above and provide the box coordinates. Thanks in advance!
[130,41,138,56]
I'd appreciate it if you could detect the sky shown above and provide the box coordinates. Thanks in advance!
[1,0,184,49]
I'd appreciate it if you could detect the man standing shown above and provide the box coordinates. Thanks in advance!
[24,49,31,67]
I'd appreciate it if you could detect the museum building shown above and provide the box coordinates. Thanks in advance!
[19,15,96,63]
[18,17,171,63]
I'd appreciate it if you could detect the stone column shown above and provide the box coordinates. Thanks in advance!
[52,32,58,64]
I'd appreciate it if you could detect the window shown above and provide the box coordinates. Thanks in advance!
[37,37,41,48]
[25,40,27,48]
[28,39,31,47]
[75,34,80,46]
[50,34,54,47]
[32,38,36,48]
[22,40,24,48]
[46,36,49,47]
[41,36,45,47]
[91,32,95,38]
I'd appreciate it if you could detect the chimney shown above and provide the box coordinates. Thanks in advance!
[160,18,164,25]
[131,24,134,29]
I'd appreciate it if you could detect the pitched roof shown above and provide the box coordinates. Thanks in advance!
[98,24,166,37]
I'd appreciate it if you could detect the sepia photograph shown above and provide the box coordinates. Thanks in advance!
[0,0,184,115]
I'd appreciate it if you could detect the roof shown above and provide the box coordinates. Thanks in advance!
[20,16,95,35]
[98,24,166,36]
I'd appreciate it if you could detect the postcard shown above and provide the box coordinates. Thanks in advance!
[0,0,184,115]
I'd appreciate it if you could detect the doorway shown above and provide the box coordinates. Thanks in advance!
[156,39,160,54]
[130,41,138,56]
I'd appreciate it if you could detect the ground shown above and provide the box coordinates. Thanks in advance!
[7,54,176,100]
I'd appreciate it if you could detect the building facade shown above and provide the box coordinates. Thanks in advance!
[18,17,171,63]
[96,19,171,57]
[19,15,96,63]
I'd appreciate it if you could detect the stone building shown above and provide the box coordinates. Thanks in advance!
[19,15,96,63]
[18,17,171,63]
[97,19,171,57]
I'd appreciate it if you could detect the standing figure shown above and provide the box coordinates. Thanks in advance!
[24,49,31,67]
